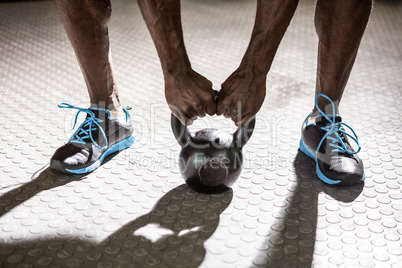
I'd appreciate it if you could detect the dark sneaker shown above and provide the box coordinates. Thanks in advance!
[299,94,364,185]
[50,103,134,174]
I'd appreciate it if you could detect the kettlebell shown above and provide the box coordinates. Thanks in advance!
[171,92,256,194]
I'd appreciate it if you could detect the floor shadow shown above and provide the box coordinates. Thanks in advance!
[0,166,85,217]
[0,183,233,267]
[0,150,121,216]
[256,150,364,268]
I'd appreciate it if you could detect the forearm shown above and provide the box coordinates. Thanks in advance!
[239,0,299,75]
[137,0,191,76]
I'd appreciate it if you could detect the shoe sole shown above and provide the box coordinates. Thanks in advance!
[64,135,135,174]
[299,139,365,185]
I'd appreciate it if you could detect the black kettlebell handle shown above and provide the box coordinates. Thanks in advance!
[171,90,256,148]
[233,115,256,148]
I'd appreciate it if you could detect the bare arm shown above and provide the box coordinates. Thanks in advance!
[137,0,216,125]
[217,0,299,125]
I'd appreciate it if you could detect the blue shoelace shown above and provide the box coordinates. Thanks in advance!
[58,103,111,150]
[313,94,361,156]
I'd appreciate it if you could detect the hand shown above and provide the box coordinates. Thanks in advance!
[217,69,266,126]
[165,70,216,125]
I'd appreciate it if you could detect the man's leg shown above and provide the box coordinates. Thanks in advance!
[55,0,121,112]
[299,0,372,185]
[314,0,372,114]
[51,0,134,174]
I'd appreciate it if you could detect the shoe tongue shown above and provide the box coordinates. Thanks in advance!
[87,108,125,122]
[86,108,109,120]
[315,115,342,126]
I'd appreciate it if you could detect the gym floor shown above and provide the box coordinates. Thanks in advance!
[0,0,401,267]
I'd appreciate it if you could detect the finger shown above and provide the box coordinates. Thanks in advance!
[223,108,233,119]
[183,114,196,126]
[171,107,196,126]
[216,106,224,116]
[223,104,239,119]
[235,113,253,127]
[185,116,194,126]
[205,98,217,116]
[195,105,206,118]
[216,96,227,115]
[185,111,198,126]
[231,112,241,124]
[231,101,249,125]
[184,116,197,126]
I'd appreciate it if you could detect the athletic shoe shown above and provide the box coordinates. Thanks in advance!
[299,94,364,185]
[50,103,134,174]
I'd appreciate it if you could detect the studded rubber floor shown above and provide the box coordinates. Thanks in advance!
[0,0,401,267]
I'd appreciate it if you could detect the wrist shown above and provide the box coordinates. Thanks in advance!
[161,55,192,77]
[235,62,268,80]
[238,54,271,76]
